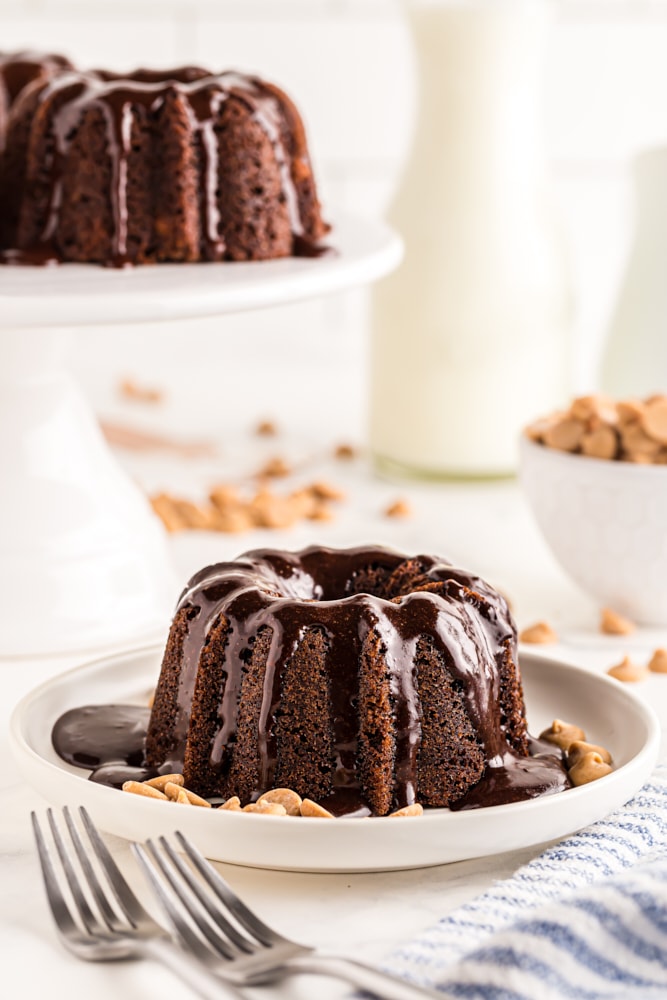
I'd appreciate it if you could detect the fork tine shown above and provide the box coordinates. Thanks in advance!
[31,812,80,939]
[143,839,237,962]
[62,807,120,933]
[131,841,234,965]
[175,831,281,946]
[46,808,100,935]
[78,806,145,928]
[158,836,255,954]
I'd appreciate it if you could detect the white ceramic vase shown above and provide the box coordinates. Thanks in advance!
[370,0,571,478]
[601,148,667,398]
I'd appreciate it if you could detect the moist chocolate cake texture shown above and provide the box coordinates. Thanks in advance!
[51,544,570,818]
[0,51,327,266]
[52,545,570,816]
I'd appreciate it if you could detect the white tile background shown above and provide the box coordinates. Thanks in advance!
[3,0,667,438]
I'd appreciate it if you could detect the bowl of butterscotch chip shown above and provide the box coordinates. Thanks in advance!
[520,393,667,625]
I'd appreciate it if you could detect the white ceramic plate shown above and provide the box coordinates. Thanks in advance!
[0,214,402,327]
[9,647,659,873]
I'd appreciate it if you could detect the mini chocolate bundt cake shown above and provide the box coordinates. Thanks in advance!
[0,62,327,266]
[145,545,566,817]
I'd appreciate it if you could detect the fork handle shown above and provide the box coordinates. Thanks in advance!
[280,954,443,999]
[142,937,245,999]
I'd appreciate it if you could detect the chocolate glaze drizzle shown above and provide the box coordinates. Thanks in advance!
[5,66,325,267]
[52,546,570,815]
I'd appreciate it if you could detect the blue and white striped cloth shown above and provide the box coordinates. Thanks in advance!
[385,768,667,999]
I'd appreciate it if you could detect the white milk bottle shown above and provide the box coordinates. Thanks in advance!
[370,0,571,478]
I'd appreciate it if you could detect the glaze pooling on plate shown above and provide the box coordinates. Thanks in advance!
[53,546,570,816]
[10,647,659,871]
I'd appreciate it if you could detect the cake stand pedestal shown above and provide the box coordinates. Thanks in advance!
[0,215,403,656]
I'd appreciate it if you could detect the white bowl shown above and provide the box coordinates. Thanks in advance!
[519,435,667,625]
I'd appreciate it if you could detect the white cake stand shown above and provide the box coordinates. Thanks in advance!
[0,215,403,657]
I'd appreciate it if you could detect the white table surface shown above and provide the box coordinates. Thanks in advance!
[3,377,667,1000]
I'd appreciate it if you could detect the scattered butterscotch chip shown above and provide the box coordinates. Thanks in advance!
[256,420,277,437]
[600,607,635,636]
[568,751,613,787]
[309,480,345,502]
[144,773,184,792]
[385,499,411,519]
[122,780,168,800]
[257,456,291,479]
[519,621,558,645]
[243,801,288,816]
[334,443,357,460]
[173,498,215,531]
[648,648,667,674]
[300,799,335,818]
[119,377,163,404]
[150,493,189,534]
[388,804,424,818]
[539,719,586,751]
[543,417,586,452]
[209,484,240,509]
[210,506,256,534]
[607,655,647,683]
[180,787,212,808]
[163,783,211,807]
[641,397,667,445]
[257,788,302,816]
[218,796,242,811]
[249,489,299,529]
[567,740,612,768]
[307,502,335,522]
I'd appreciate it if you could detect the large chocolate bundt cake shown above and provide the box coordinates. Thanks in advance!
[145,545,565,817]
[0,58,327,266]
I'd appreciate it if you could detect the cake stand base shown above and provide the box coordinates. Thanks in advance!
[0,216,403,656]
[0,330,175,656]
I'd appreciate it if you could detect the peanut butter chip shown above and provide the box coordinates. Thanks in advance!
[567,740,613,768]
[119,377,163,404]
[181,788,212,808]
[300,799,335,818]
[543,417,586,452]
[519,621,558,645]
[309,480,345,502]
[620,422,661,460]
[569,751,613,787]
[607,656,647,683]
[257,456,291,479]
[388,804,424,818]
[144,773,184,791]
[334,443,357,460]
[581,426,618,460]
[257,788,303,816]
[385,499,412,519]
[649,648,667,674]
[641,397,667,445]
[218,797,242,811]
[122,781,168,801]
[256,420,277,437]
[527,393,667,465]
[539,719,586,751]
[243,802,288,816]
[600,607,636,636]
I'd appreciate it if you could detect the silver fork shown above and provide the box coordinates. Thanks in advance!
[32,806,244,999]
[133,831,444,999]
